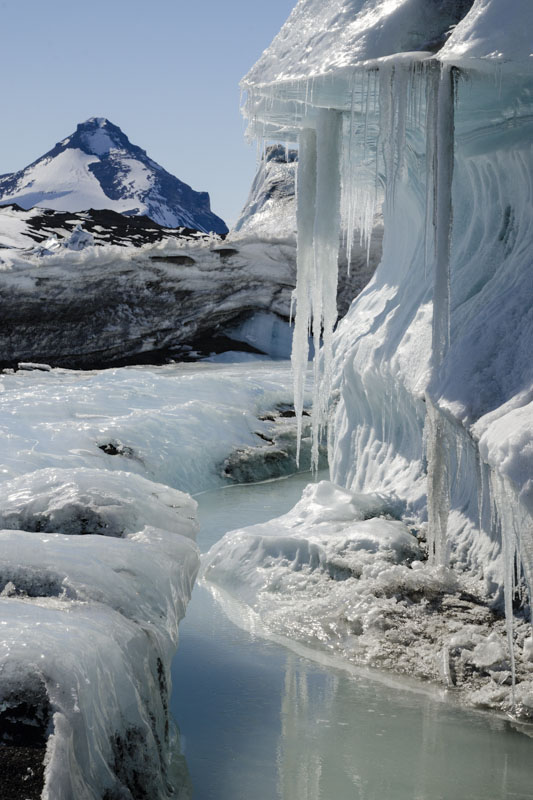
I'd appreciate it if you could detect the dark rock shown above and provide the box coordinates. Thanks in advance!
[149,255,196,266]
[0,746,46,800]
[98,442,135,458]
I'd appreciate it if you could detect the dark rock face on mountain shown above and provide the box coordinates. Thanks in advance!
[0,203,208,251]
[0,118,227,234]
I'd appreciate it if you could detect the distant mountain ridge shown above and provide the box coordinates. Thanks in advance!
[0,117,227,234]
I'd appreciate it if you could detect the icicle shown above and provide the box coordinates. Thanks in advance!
[289,289,296,327]
[425,62,456,567]
[310,109,343,472]
[498,480,517,703]
[425,399,450,566]
[291,127,317,466]
[431,63,455,371]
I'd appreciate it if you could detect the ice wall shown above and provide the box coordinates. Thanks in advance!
[241,0,533,616]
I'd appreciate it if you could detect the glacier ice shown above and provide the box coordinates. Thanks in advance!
[0,361,299,797]
[235,0,533,713]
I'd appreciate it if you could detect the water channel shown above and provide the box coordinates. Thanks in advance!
[171,472,533,800]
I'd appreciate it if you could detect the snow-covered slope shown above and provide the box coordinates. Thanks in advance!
[0,117,227,234]
[0,203,207,251]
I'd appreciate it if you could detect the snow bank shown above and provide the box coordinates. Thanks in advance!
[243,0,475,85]
[0,479,199,799]
[440,0,533,67]
[0,467,198,539]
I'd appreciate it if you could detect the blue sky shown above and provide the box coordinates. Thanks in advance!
[0,0,296,226]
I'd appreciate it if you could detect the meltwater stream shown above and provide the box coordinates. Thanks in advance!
[171,472,533,800]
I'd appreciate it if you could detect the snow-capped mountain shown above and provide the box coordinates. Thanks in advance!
[0,117,228,234]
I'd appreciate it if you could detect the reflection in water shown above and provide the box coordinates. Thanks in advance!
[278,657,323,800]
[172,472,533,800]
[275,652,532,800]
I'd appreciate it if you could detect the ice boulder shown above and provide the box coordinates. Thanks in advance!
[0,467,199,539]
[0,466,199,799]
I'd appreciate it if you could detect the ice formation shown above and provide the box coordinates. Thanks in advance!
[0,471,199,799]
[220,0,533,713]
[203,480,533,714]
[0,362,298,797]
[0,232,298,368]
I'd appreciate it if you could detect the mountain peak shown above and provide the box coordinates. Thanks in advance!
[0,120,227,233]
[83,117,111,127]
[68,117,132,157]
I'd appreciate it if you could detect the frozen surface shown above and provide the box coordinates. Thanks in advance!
[440,0,533,66]
[243,0,475,85]
[204,480,533,717]
[0,467,198,539]
[0,361,297,798]
[0,362,295,492]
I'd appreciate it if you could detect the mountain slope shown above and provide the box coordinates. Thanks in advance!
[0,117,227,234]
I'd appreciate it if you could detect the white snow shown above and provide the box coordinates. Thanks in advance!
[440,0,533,67]
[243,0,461,84]
[0,147,157,219]
[0,148,107,212]
[82,127,118,156]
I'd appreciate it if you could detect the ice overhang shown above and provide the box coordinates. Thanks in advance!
[242,0,476,89]
[241,0,533,143]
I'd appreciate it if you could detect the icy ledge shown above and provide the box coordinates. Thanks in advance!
[0,468,200,800]
[203,481,533,719]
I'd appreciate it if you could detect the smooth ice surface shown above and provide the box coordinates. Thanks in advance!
[0,361,295,493]
[174,472,533,800]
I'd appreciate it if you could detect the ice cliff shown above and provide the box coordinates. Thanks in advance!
[204,0,533,716]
